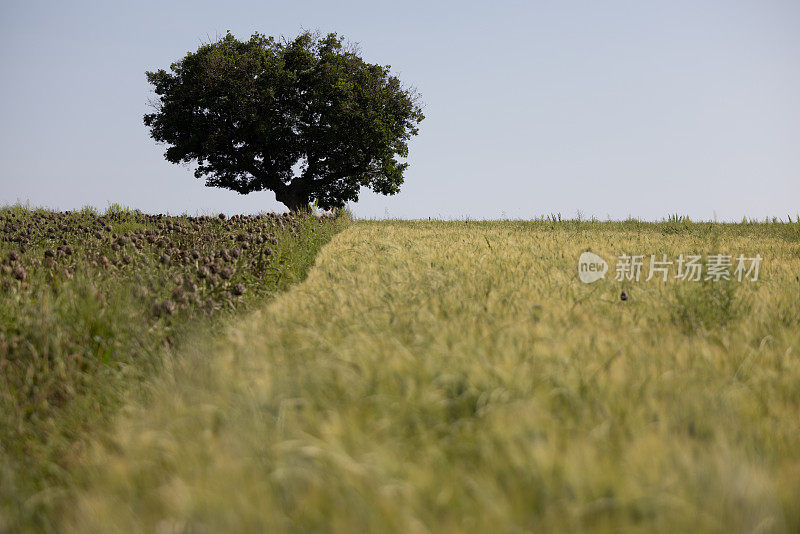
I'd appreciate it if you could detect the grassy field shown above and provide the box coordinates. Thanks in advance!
[59,219,800,533]
[0,205,348,532]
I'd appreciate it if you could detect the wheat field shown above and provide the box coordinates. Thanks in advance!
[68,220,800,533]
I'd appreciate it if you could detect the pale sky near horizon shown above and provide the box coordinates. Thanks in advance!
[1,0,798,221]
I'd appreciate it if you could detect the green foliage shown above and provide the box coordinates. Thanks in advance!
[671,278,749,332]
[144,31,424,211]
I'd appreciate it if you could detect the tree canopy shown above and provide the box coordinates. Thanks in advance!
[144,31,424,211]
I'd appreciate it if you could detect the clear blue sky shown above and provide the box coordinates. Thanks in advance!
[1,0,798,220]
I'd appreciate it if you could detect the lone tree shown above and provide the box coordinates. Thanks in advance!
[144,31,424,211]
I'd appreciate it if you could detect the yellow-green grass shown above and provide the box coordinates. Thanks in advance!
[69,220,800,533]
[0,205,348,532]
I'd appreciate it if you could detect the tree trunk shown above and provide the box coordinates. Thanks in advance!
[274,185,310,212]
